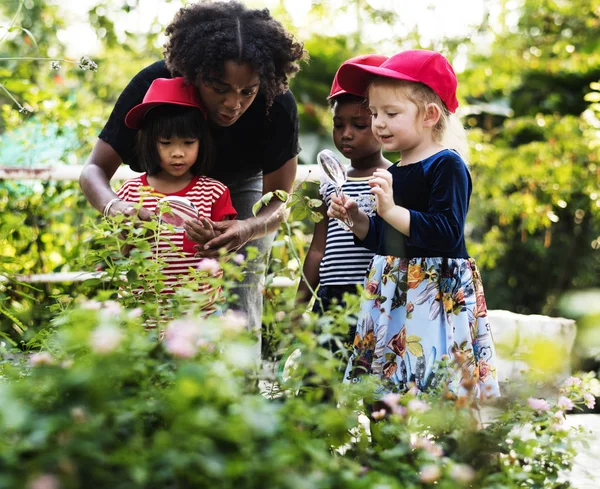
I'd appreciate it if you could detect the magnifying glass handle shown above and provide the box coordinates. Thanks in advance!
[335,186,353,227]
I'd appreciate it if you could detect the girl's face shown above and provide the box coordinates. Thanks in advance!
[157,136,199,179]
[198,60,260,127]
[368,85,423,154]
[332,100,381,161]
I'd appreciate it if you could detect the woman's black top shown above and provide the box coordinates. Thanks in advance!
[99,60,300,185]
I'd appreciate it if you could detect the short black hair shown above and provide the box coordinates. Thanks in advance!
[164,0,306,109]
[328,92,367,109]
[136,104,214,177]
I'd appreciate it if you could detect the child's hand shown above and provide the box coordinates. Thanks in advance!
[328,194,359,224]
[185,217,218,245]
[369,169,395,218]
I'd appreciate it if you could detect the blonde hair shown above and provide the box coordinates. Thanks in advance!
[370,78,469,163]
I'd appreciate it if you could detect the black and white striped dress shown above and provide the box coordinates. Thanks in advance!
[319,176,378,286]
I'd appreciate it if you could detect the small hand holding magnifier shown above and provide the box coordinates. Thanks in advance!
[317,149,353,227]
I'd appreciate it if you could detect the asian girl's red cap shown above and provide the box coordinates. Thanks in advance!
[125,77,207,129]
[328,54,388,99]
[336,50,459,113]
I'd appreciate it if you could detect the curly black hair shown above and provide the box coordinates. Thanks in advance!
[164,0,306,109]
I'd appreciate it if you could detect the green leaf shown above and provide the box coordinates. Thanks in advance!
[407,342,423,357]
[273,189,289,202]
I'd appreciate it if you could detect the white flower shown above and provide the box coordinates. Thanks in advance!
[275,311,286,322]
[584,393,596,409]
[197,258,220,276]
[419,464,441,483]
[90,324,123,354]
[78,55,98,71]
[80,300,101,310]
[29,352,54,367]
[449,463,475,483]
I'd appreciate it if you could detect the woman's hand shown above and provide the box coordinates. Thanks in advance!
[186,219,255,257]
[369,169,395,219]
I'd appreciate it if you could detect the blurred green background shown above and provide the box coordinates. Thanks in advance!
[0,0,599,326]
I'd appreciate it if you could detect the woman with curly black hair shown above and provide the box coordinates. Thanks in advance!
[80,0,306,350]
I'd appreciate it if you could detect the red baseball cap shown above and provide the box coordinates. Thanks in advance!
[125,77,207,129]
[336,50,459,113]
[328,54,388,99]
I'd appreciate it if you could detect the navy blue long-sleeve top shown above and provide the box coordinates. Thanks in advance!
[356,149,472,258]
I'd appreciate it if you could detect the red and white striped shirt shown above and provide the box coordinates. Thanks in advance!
[116,174,237,305]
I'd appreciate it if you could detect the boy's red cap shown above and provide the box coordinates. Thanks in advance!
[125,77,207,129]
[328,54,388,99]
[336,49,459,113]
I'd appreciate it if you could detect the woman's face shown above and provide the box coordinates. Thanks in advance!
[198,61,260,127]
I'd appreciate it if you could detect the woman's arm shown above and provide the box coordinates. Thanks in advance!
[79,139,153,220]
[190,156,298,255]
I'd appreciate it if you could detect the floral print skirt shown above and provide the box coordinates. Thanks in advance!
[343,255,500,399]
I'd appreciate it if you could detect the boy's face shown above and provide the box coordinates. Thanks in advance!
[332,100,381,160]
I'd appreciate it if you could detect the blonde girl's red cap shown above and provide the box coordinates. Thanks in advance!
[336,49,459,113]
[328,54,388,99]
[125,77,207,129]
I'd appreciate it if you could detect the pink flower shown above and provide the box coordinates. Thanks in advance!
[102,300,122,316]
[127,307,143,319]
[527,397,550,412]
[372,409,386,420]
[28,474,59,489]
[29,352,54,367]
[412,436,443,457]
[80,300,101,310]
[164,337,197,358]
[381,393,406,416]
[164,319,200,358]
[275,311,286,322]
[408,399,430,413]
[90,325,123,354]
[419,464,441,483]
[197,258,220,276]
[563,376,582,387]
[233,253,245,265]
[219,310,247,333]
[449,463,475,483]
[584,393,596,409]
[557,396,574,411]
